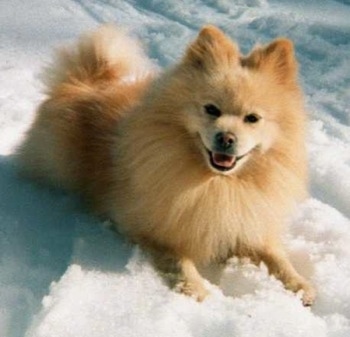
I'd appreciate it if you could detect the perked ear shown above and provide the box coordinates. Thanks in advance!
[184,25,239,71]
[242,38,298,85]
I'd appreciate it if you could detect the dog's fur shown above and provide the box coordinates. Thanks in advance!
[17,25,315,305]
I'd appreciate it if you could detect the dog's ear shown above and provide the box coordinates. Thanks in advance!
[184,25,239,71]
[242,39,298,86]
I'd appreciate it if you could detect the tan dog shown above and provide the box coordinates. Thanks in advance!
[17,25,315,305]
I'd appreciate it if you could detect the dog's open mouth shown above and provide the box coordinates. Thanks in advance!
[207,150,248,172]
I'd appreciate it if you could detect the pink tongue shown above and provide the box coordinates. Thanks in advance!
[212,153,236,168]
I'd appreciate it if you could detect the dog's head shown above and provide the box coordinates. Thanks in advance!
[166,26,303,175]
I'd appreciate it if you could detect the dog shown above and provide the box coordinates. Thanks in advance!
[16,25,315,305]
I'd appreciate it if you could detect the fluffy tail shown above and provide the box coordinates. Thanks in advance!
[43,25,154,93]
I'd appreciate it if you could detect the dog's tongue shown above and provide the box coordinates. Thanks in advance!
[212,152,236,168]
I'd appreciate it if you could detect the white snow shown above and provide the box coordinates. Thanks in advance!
[0,0,349,336]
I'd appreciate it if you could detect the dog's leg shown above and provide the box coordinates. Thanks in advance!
[257,247,316,306]
[174,257,210,301]
[151,251,209,302]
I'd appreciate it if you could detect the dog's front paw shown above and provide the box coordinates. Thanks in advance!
[175,280,209,302]
[285,278,316,306]
[300,284,316,307]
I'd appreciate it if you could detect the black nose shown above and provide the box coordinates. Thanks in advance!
[214,132,236,151]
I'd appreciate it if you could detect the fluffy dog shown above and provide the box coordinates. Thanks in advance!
[17,25,315,305]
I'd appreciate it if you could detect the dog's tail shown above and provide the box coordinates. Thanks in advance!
[43,25,154,93]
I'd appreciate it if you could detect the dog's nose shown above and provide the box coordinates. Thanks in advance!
[214,132,236,151]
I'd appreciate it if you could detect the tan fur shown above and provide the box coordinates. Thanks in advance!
[17,25,315,305]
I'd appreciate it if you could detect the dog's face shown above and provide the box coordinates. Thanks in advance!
[194,99,277,175]
[172,26,300,175]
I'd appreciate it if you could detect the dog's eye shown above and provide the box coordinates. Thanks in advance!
[204,104,221,118]
[244,113,261,124]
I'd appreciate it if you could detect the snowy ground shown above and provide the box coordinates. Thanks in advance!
[1,0,350,336]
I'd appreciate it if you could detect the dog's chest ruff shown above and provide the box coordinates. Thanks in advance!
[121,175,269,262]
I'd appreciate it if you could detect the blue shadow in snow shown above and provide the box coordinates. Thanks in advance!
[0,156,133,337]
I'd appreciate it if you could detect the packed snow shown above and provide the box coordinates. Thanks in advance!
[0,0,350,336]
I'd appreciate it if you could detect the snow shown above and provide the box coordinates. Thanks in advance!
[0,0,349,336]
